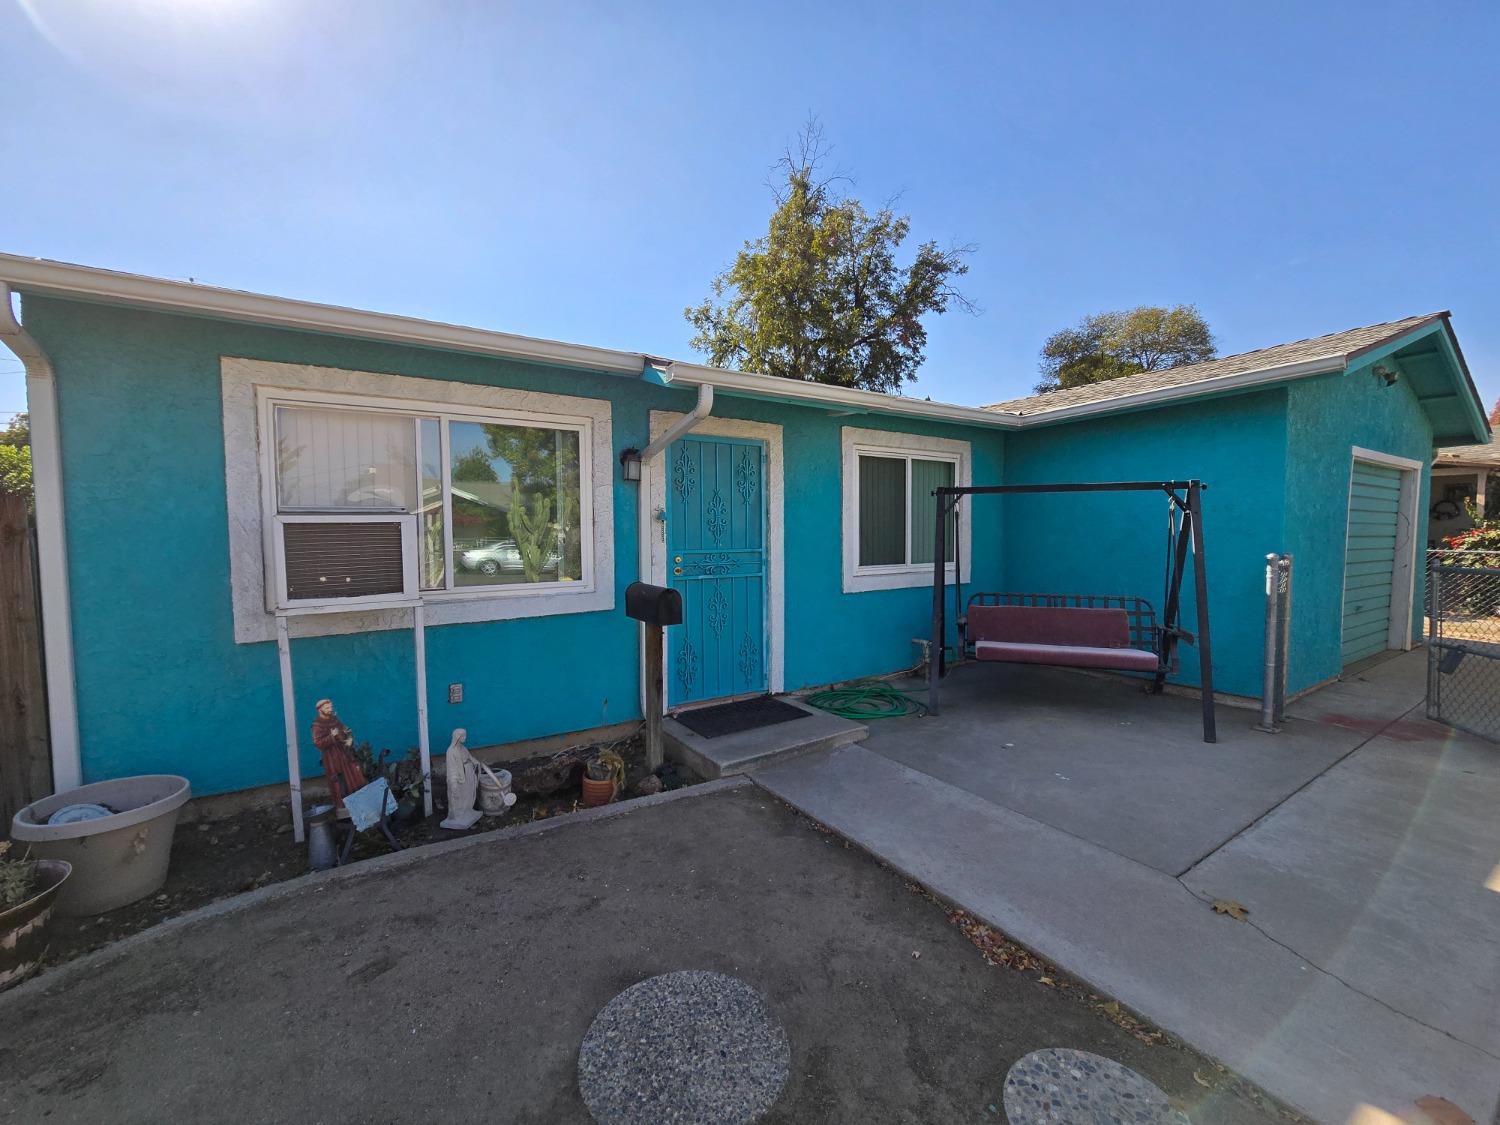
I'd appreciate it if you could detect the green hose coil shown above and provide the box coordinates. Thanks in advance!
[803,680,927,719]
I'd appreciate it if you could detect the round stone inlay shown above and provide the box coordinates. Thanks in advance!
[578,970,790,1124]
[1003,1048,1186,1125]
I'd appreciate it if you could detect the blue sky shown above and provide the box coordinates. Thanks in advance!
[2,1,1497,420]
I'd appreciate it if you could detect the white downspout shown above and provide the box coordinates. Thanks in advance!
[0,285,81,792]
[636,380,713,716]
[641,382,714,464]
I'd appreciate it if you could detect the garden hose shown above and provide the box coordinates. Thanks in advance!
[803,680,927,720]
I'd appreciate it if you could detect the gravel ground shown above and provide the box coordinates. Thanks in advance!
[0,782,1296,1124]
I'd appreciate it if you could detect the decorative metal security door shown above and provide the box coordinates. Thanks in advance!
[666,435,767,706]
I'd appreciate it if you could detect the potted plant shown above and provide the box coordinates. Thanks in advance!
[353,744,427,826]
[0,841,72,992]
[581,748,625,807]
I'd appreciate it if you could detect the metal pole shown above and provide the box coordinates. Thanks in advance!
[1156,497,1192,694]
[275,614,305,844]
[929,490,947,715]
[1427,563,1442,721]
[1273,555,1293,723]
[1256,554,1280,733]
[1187,482,1217,743]
[644,621,664,770]
[413,603,433,819]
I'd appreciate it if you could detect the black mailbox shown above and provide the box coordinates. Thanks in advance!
[625,581,683,626]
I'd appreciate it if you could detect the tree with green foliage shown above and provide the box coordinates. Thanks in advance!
[482,425,580,580]
[1035,306,1215,393]
[687,123,974,394]
[0,413,31,507]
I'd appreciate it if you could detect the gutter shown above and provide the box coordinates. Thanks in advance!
[0,255,1022,432]
[664,359,1020,430]
[0,285,81,792]
[0,253,643,377]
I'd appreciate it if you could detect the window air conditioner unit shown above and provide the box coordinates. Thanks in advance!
[270,514,418,612]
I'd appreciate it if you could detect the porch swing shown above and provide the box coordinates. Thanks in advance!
[927,480,1216,743]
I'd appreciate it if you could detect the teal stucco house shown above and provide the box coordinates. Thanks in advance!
[0,254,1486,808]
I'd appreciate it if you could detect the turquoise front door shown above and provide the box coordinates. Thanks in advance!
[666,435,768,706]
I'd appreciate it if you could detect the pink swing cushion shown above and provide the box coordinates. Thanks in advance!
[968,604,1159,673]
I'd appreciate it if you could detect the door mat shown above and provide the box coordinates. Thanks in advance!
[673,696,811,739]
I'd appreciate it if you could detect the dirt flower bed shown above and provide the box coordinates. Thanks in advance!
[41,731,694,969]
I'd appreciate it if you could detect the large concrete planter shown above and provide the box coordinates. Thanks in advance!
[10,776,191,916]
[0,859,71,992]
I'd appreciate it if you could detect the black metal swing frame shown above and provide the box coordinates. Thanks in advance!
[928,479,1216,743]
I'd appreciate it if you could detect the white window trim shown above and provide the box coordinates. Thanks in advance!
[1343,445,1423,654]
[841,427,972,593]
[223,356,614,644]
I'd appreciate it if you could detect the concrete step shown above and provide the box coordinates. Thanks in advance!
[751,743,1498,1125]
[663,697,867,780]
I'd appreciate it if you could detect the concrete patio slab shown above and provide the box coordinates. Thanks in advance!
[0,783,1285,1125]
[663,695,866,778]
[1184,717,1500,1057]
[1286,646,1427,728]
[861,662,1361,875]
[754,742,1499,1123]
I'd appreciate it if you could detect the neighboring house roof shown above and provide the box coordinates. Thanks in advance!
[1435,434,1500,469]
[451,481,512,510]
[0,253,1486,443]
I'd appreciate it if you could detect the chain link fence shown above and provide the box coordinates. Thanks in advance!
[1427,549,1500,741]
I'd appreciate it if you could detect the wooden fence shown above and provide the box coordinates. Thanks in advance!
[1,492,50,832]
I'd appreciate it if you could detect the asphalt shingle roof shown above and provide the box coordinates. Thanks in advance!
[1435,434,1500,467]
[984,313,1445,416]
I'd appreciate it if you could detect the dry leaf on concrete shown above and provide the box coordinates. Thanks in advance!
[1210,898,1249,921]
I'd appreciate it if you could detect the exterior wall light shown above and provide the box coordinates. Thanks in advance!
[620,447,642,482]
[1374,365,1399,387]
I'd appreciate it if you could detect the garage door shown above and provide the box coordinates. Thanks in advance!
[1341,461,1403,665]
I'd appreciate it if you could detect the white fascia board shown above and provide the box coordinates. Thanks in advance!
[662,360,1023,430]
[1001,356,1348,425]
[0,254,1399,434]
[0,253,645,376]
[0,255,1022,427]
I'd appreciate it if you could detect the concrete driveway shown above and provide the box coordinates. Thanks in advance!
[0,781,1285,1124]
[756,650,1500,1123]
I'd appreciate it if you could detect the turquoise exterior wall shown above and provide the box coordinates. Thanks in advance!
[998,391,1291,698]
[24,296,1004,796]
[1283,365,1433,691]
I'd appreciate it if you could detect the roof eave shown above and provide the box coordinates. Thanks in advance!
[0,252,648,376]
[0,253,1024,431]
[1344,314,1488,446]
[661,360,1022,430]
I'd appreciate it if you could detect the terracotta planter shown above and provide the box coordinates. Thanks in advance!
[580,775,616,807]
[0,859,71,993]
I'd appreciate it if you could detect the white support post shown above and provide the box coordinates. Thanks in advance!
[413,603,432,817]
[275,614,305,843]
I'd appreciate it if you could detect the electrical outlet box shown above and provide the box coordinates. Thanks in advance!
[448,683,463,704]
